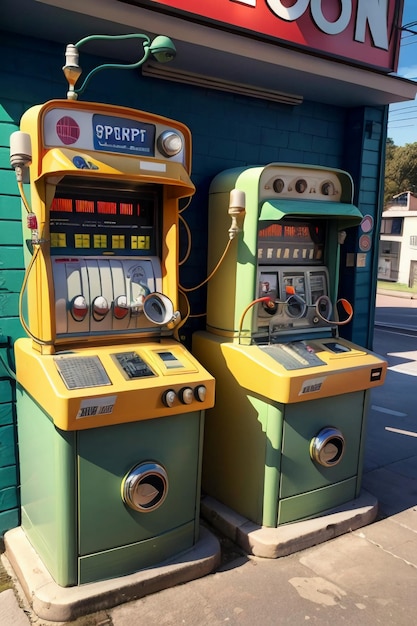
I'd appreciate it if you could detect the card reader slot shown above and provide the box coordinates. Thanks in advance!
[261,342,326,370]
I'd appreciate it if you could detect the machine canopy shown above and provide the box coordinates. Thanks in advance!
[39,148,196,200]
[259,199,363,230]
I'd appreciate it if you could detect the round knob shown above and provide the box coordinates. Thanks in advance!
[93,296,109,319]
[194,385,207,402]
[285,294,306,319]
[315,295,333,322]
[71,295,88,321]
[113,295,129,320]
[179,387,193,405]
[162,389,177,408]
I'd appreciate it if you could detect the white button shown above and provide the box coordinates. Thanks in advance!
[71,295,88,321]
[195,385,207,402]
[162,389,177,408]
[93,296,109,318]
[179,387,193,405]
[113,295,129,319]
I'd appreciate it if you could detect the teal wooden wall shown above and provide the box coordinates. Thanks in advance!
[0,78,25,536]
[0,30,386,534]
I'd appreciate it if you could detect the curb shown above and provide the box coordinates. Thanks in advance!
[4,526,220,623]
[201,491,378,559]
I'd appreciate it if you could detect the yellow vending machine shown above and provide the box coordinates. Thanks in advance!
[193,163,386,555]
[5,99,216,596]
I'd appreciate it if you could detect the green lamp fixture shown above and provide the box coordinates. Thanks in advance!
[63,33,176,100]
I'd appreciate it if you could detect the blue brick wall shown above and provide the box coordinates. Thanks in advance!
[0,30,385,533]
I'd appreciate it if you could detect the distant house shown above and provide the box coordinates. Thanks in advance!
[378,191,417,285]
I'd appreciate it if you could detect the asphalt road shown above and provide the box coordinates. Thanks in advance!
[375,292,417,333]
[367,291,417,485]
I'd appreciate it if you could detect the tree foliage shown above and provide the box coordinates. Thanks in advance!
[385,139,417,204]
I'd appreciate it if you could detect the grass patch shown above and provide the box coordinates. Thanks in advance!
[377,281,416,294]
[0,540,13,592]
[0,562,13,593]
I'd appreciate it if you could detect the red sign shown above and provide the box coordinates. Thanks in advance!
[140,0,402,72]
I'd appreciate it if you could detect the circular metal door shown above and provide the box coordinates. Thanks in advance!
[310,427,345,467]
[122,462,168,512]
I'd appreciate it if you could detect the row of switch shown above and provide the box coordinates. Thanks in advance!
[162,385,207,407]
[72,294,144,321]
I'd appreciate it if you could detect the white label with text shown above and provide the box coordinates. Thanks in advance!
[299,377,326,395]
[76,396,117,419]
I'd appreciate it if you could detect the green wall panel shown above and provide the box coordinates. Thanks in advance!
[0,170,19,197]
[0,403,13,426]
[0,485,18,510]
[0,122,20,145]
[0,424,16,467]
[0,508,18,536]
[0,380,13,403]
[0,246,24,269]
[0,317,24,343]
[0,195,22,220]
[0,269,23,292]
[0,464,17,487]
[0,293,19,315]
[0,221,22,245]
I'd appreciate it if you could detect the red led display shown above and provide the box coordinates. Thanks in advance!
[97,202,117,214]
[51,198,72,212]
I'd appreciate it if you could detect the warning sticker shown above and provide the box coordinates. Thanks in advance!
[299,377,326,395]
[76,396,117,419]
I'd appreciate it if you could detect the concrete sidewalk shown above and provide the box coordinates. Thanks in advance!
[1,317,417,625]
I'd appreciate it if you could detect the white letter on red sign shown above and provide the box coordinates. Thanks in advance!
[355,0,388,50]
[266,0,309,21]
[311,0,351,35]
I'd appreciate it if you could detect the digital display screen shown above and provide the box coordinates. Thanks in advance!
[93,114,155,156]
[258,219,325,265]
[49,179,160,256]
[157,351,184,369]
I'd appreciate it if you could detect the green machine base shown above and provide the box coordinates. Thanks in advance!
[16,386,204,586]
[194,332,369,528]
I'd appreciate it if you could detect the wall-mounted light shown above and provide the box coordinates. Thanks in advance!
[63,33,176,100]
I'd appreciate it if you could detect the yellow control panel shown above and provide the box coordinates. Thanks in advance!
[194,331,386,405]
[15,337,215,431]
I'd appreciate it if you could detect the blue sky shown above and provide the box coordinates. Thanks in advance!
[387,0,417,145]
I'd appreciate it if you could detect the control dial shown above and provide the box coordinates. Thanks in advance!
[162,389,177,407]
[113,295,129,320]
[179,387,193,405]
[92,296,109,320]
[194,385,207,402]
[71,295,88,321]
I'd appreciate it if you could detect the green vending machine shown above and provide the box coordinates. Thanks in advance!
[193,163,386,552]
